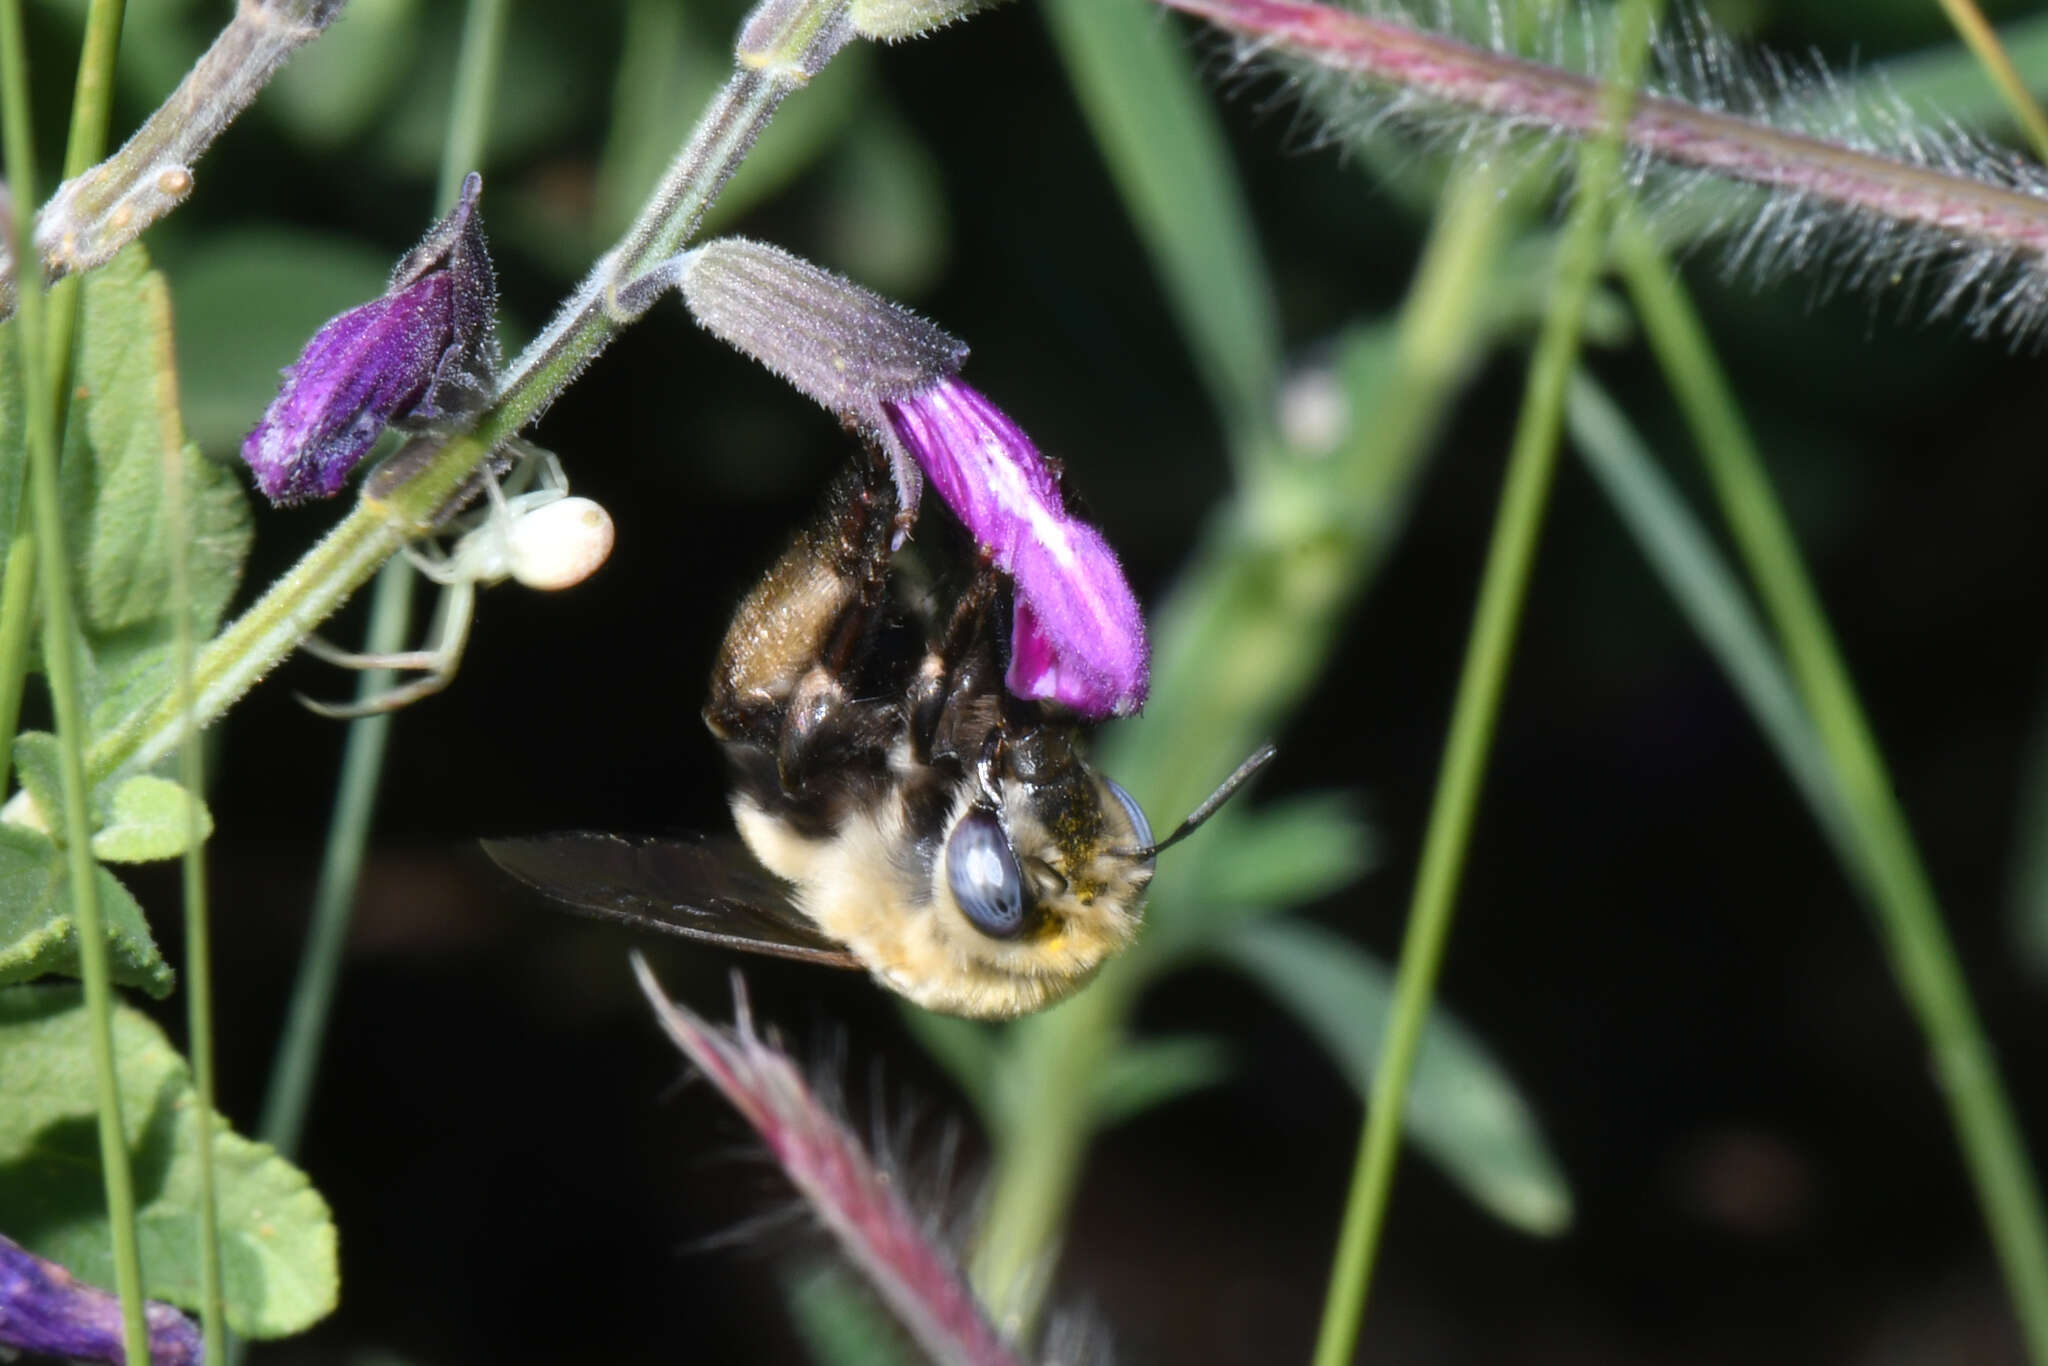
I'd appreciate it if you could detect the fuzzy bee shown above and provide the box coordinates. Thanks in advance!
[486,447,1264,1019]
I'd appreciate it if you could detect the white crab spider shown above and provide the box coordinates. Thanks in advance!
[299,448,614,718]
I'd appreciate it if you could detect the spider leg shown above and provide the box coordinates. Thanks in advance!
[296,581,477,719]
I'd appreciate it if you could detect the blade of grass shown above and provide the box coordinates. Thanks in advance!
[1311,6,1659,1360]
[0,4,151,1363]
[166,404,226,1366]
[1040,0,1281,445]
[1563,373,1850,857]
[1927,0,2048,164]
[0,0,126,809]
[1613,216,2048,1366]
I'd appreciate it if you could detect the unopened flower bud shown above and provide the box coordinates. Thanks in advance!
[885,378,1148,719]
[851,0,1006,41]
[0,1233,201,1366]
[241,172,499,505]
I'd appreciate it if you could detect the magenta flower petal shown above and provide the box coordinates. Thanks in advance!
[0,1234,200,1366]
[241,172,498,505]
[884,378,1148,718]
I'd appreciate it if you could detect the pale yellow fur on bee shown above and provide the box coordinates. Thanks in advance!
[730,785,1138,1020]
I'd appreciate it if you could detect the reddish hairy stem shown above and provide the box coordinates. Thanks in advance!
[1157,0,2048,258]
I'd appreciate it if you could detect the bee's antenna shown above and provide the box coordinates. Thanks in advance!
[1124,741,1277,860]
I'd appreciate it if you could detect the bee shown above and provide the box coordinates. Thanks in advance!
[485,447,1266,1018]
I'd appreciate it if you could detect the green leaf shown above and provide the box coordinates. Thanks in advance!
[0,985,340,1337]
[89,775,213,864]
[0,826,174,997]
[1223,917,1573,1236]
[60,245,251,642]
[1042,0,1280,434]
[1090,1033,1234,1128]
[10,731,62,830]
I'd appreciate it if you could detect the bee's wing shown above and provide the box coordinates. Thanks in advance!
[482,831,863,969]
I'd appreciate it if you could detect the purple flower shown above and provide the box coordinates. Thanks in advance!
[884,378,1148,719]
[241,171,499,505]
[0,1234,201,1366]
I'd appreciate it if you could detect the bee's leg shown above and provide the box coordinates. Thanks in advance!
[704,453,899,794]
[907,561,1007,764]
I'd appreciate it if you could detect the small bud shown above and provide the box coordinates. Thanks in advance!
[241,172,499,505]
[851,0,1006,40]
[884,378,1148,718]
[0,1233,201,1366]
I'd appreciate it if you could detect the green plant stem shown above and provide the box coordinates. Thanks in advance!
[0,4,150,1363]
[42,0,127,413]
[1310,8,1656,1361]
[0,534,35,796]
[259,558,413,1158]
[167,431,227,1366]
[966,164,1513,1335]
[84,0,851,788]
[1613,219,2048,1366]
[0,0,127,796]
[440,0,509,206]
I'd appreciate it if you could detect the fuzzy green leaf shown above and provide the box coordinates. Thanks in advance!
[89,775,214,864]
[0,985,340,1337]
[1223,917,1573,1236]
[10,731,62,829]
[1090,1034,1234,1128]
[0,826,174,997]
[59,245,251,643]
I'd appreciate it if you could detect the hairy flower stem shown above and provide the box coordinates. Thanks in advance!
[1157,0,2048,262]
[1614,219,2048,1365]
[83,0,853,786]
[1311,6,1657,1360]
[0,6,150,1366]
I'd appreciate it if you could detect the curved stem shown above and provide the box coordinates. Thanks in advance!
[1310,6,1658,1361]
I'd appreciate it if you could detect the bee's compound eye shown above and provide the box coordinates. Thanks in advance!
[1105,778,1153,855]
[507,496,615,591]
[946,810,1027,939]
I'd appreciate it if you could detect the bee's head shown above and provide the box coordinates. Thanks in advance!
[910,727,1156,1016]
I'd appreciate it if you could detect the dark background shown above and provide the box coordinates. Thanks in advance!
[26,0,2048,1360]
